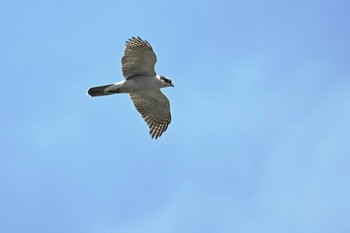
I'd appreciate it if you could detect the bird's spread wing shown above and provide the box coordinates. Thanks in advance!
[129,90,171,139]
[122,37,157,79]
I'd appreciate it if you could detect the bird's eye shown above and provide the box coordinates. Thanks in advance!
[161,77,171,83]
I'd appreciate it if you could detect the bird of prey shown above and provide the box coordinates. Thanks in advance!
[87,37,174,139]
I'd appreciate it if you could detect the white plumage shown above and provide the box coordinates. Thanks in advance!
[87,36,174,139]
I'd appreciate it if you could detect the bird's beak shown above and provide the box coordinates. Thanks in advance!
[171,83,174,87]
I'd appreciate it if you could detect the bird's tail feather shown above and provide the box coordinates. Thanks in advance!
[87,84,115,97]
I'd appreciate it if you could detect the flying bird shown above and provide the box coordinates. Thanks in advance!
[87,37,174,139]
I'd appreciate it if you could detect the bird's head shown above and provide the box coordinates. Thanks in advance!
[159,76,174,88]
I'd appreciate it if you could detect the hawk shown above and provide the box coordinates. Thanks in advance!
[87,37,174,139]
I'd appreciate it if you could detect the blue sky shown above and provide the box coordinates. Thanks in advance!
[1,0,350,232]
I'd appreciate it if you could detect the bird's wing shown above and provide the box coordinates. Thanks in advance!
[129,90,171,139]
[121,37,157,79]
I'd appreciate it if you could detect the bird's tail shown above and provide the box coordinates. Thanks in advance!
[87,84,116,97]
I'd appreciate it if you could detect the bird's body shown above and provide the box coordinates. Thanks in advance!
[87,37,174,139]
[89,75,167,96]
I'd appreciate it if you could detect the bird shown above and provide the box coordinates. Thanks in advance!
[87,36,174,139]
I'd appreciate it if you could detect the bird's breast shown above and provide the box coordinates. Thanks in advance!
[122,76,160,93]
